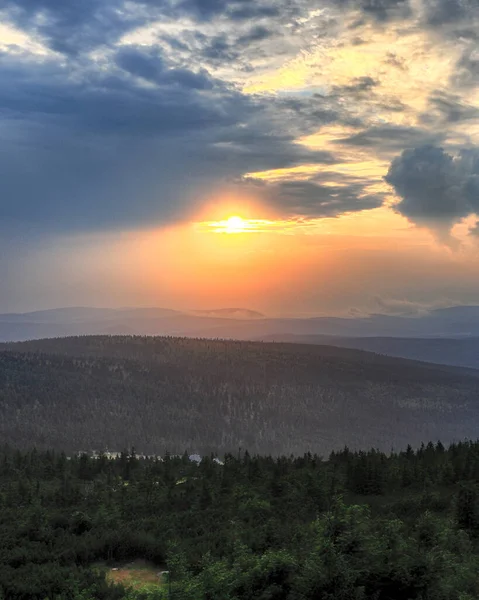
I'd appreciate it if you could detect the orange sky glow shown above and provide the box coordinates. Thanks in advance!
[15,203,476,317]
[2,0,479,315]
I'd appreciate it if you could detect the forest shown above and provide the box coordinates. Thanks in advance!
[2,441,479,599]
[3,335,479,598]
[1,335,479,455]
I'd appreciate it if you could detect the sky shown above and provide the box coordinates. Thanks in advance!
[1,0,479,316]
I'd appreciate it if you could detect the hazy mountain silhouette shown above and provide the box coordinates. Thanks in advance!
[188,308,265,319]
[2,306,479,370]
[260,334,479,371]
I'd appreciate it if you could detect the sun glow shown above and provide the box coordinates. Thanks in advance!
[199,215,271,234]
[224,216,246,233]
[195,215,333,235]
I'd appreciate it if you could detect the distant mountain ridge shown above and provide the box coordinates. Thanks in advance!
[187,308,265,319]
[2,305,479,370]
[259,334,479,371]
[0,306,182,323]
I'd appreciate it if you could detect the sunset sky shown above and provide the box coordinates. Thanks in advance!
[1,0,479,316]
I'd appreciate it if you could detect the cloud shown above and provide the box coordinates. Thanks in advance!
[2,0,479,238]
[422,92,479,124]
[115,46,215,89]
[373,296,444,316]
[3,0,479,318]
[2,0,288,57]
[338,126,444,153]
[275,180,384,215]
[0,53,234,135]
[115,47,165,82]
[342,0,412,22]
[0,45,357,231]
[0,0,438,64]
[241,177,384,217]
[423,0,478,26]
[331,76,378,96]
[452,47,479,89]
[470,220,479,236]
[385,145,479,231]
[2,0,136,55]
[174,0,282,21]
[196,34,242,66]
[236,25,276,45]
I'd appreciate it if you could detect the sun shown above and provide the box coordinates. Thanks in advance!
[195,213,275,233]
[224,215,246,233]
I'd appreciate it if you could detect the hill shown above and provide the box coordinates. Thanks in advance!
[0,306,267,342]
[1,335,479,456]
[260,334,479,370]
[187,308,265,319]
[3,305,479,352]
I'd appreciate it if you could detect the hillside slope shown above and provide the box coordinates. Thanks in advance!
[1,336,479,456]
[260,334,479,370]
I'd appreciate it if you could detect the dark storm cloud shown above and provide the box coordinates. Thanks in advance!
[175,0,228,19]
[2,0,138,55]
[188,24,285,72]
[2,0,287,57]
[273,180,384,216]
[198,34,241,64]
[339,0,412,21]
[423,0,478,26]
[275,96,343,131]
[173,0,286,21]
[240,177,384,217]
[3,0,478,237]
[385,145,479,228]
[423,92,479,124]
[115,47,165,82]
[228,4,283,20]
[236,25,276,46]
[337,125,444,154]
[0,56,230,135]
[0,56,242,229]
[2,0,422,62]
[330,76,378,98]
[115,46,216,89]
[452,47,479,89]
[173,0,283,21]
[0,49,353,231]
[4,0,477,60]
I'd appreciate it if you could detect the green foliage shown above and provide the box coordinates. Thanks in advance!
[1,442,479,597]
[455,482,479,534]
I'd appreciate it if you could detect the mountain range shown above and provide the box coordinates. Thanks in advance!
[259,334,479,371]
[2,305,479,369]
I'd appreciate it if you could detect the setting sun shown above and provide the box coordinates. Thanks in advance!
[224,216,246,233]
[198,215,263,234]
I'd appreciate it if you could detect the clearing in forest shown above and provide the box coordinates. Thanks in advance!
[103,559,166,591]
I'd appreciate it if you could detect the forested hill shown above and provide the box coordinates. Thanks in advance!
[260,334,479,371]
[1,335,479,456]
